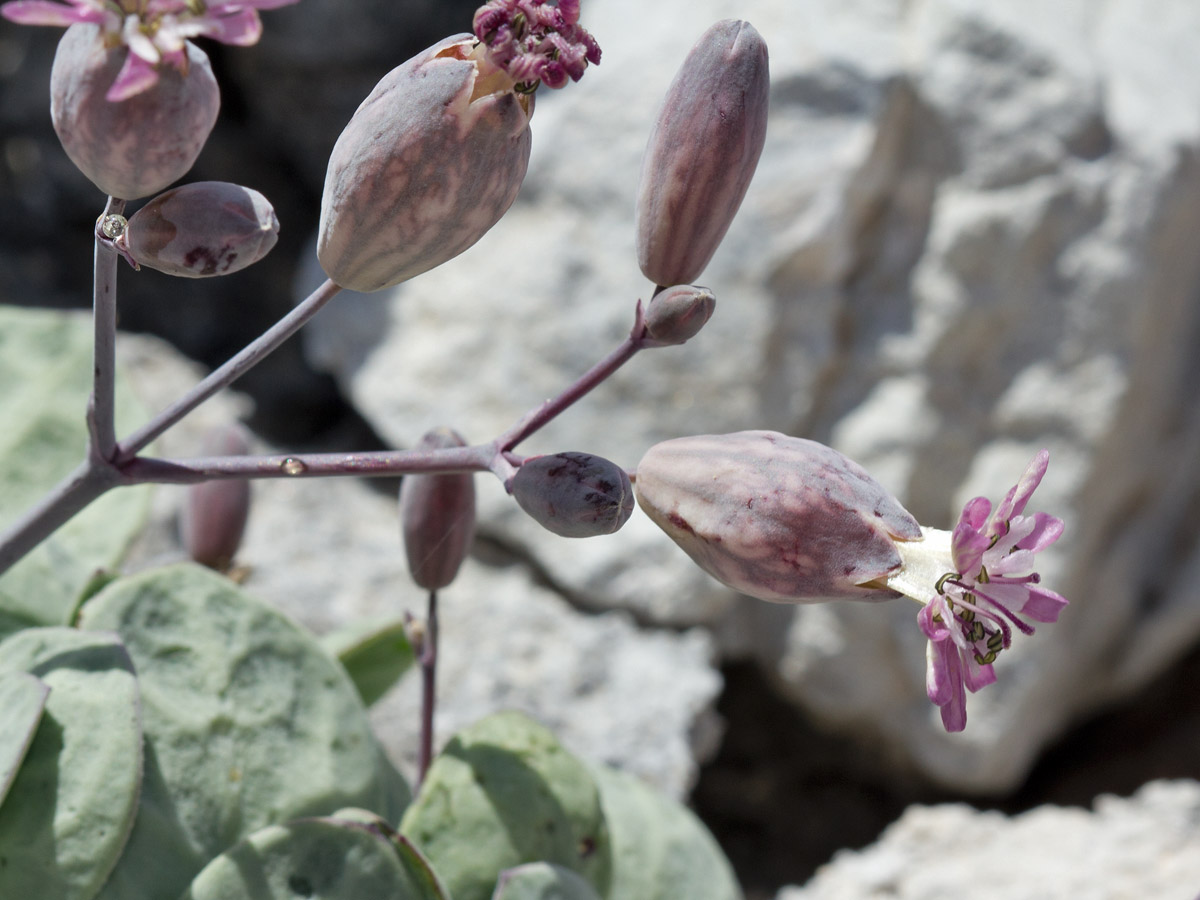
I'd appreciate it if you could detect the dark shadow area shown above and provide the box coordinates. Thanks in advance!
[693,640,1200,900]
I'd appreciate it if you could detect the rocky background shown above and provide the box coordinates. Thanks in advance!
[5,0,1200,897]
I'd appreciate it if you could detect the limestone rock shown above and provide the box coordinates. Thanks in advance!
[311,0,1200,791]
[777,780,1200,900]
[236,474,723,799]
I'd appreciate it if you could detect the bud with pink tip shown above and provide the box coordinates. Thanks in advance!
[641,284,716,347]
[512,452,634,538]
[635,20,769,287]
[118,182,279,278]
[399,428,477,590]
[50,23,220,199]
[318,35,534,292]
[634,431,922,602]
[182,424,253,572]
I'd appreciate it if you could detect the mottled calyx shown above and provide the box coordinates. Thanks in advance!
[635,431,921,602]
[317,34,534,292]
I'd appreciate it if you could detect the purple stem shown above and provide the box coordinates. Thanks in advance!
[121,444,499,484]
[89,197,126,463]
[0,294,651,576]
[496,319,647,452]
[0,462,118,576]
[416,588,438,788]
[116,278,343,462]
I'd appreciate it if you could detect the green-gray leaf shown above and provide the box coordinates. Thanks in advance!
[591,764,741,900]
[400,711,612,900]
[493,862,604,900]
[180,809,448,900]
[0,306,150,640]
[0,669,50,809]
[320,616,415,707]
[0,627,143,900]
[77,563,411,899]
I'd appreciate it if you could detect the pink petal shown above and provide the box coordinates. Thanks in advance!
[204,8,262,45]
[959,496,992,532]
[123,14,161,63]
[918,597,952,641]
[987,548,1036,576]
[938,644,967,732]
[1017,512,1064,553]
[211,0,298,9]
[962,654,996,692]
[994,449,1050,524]
[925,638,955,707]
[105,51,159,101]
[1019,584,1068,623]
[1,0,103,26]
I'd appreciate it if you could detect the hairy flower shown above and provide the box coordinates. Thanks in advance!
[317,34,535,291]
[886,450,1067,732]
[473,0,600,90]
[1,0,298,100]
[636,432,1067,734]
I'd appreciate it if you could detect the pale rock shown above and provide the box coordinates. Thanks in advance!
[310,0,1200,791]
[236,473,723,798]
[117,333,723,799]
[777,780,1200,900]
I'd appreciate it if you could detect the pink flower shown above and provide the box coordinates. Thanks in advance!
[473,0,600,90]
[891,450,1067,732]
[1,0,298,100]
[635,432,1067,735]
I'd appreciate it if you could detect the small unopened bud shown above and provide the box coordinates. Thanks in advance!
[511,452,634,538]
[400,428,477,590]
[634,432,922,602]
[318,35,534,292]
[182,425,253,572]
[118,182,279,278]
[50,24,219,200]
[636,20,769,286]
[642,284,716,346]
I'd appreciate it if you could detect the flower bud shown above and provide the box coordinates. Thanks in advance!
[512,452,634,538]
[182,424,253,572]
[119,182,279,278]
[50,24,220,200]
[318,35,534,292]
[399,428,477,590]
[642,284,716,346]
[634,431,922,602]
[635,20,769,287]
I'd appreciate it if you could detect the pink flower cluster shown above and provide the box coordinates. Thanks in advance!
[1,0,298,100]
[919,450,1067,732]
[473,0,600,89]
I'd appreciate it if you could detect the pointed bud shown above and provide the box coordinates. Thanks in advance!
[318,35,534,292]
[50,24,219,200]
[634,431,922,602]
[400,428,477,590]
[635,20,769,286]
[118,182,279,278]
[641,284,716,346]
[511,452,634,538]
[182,424,253,572]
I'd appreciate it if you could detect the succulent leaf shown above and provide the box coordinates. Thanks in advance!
[77,563,411,899]
[0,627,143,900]
[0,307,150,641]
[181,810,448,900]
[492,862,603,900]
[400,711,612,900]
[320,616,416,708]
[590,764,741,900]
[0,670,50,809]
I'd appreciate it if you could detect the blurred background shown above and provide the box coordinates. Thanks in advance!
[4,0,1200,897]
